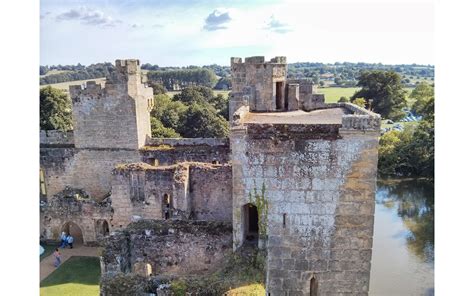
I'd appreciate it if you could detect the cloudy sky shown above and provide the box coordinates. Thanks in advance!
[40,0,434,66]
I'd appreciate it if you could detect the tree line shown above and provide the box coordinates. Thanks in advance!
[40,63,115,85]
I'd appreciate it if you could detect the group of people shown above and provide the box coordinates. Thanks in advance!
[52,232,75,268]
[59,232,74,249]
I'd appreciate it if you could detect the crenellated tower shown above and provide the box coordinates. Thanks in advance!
[70,59,154,149]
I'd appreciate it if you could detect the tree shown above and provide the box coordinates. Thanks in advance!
[173,86,213,105]
[177,103,229,138]
[410,82,434,116]
[319,81,325,87]
[147,81,167,95]
[150,117,180,138]
[338,96,349,103]
[40,86,73,131]
[352,70,407,120]
[353,98,366,108]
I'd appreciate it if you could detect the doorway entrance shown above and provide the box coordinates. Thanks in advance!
[243,203,259,243]
[61,221,84,245]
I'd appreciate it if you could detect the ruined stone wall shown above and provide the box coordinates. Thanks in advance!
[101,220,233,277]
[231,117,380,295]
[70,59,153,150]
[40,148,141,200]
[189,164,232,222]
[140,140,230,166]
[40,189,113,245]
[110,162,233,229]
[110,164,183,229]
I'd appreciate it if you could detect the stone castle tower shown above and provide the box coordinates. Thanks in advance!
[230,56,381,295]
[70,59,154,149]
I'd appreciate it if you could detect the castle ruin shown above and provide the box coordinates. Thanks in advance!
[40,56,381,295]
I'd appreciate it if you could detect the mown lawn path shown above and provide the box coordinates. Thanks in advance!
[40,245,99,282]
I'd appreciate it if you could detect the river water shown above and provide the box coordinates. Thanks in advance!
[369,178,434,295]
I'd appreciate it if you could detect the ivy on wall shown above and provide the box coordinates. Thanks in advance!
[249,182,269,238]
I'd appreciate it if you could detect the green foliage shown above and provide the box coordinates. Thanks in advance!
[147,81,167,94]
[40,63,114,85]
[214,77,232,90]
[249,183,269,238]
[410,82,434,116]
[338,96,349,103]
[150,117,181,138]
[352,70,407,120]
[40,86,73,131]
[177,103,229,138]
[378,120,434,179]
[170,280,187,296]
[147,68,217,89]
[353,98,366,108]
[149,86,229,138]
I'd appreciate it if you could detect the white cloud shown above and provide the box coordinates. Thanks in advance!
[265,15,292,34]
[203,9,232,31]
[56,7,122,27]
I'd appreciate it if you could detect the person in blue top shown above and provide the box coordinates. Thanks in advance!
[67,235,74,249]
[59,232,67,248]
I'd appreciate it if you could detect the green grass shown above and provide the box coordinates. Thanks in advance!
[318,87,416,106]
[40,244,57,261]
[40,256,100,296]
[317,87,360,103]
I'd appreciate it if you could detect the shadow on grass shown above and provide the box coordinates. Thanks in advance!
[40,244,57,261]
[41,256,100,287]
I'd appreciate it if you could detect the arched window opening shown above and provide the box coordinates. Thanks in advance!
[310,277,318,296]
[163,194,172,220]
[40,168,47,198]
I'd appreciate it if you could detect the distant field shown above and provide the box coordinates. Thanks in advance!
[318,87,416,106]
[40,69,74,78]
[317,87,360,103]
[41,77,106,92]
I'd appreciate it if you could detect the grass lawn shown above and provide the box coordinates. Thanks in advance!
[40,244,57,261]
[226,283,265,296]
[40,256,100,296]
[317,87,360,103]
[318,87,416,106]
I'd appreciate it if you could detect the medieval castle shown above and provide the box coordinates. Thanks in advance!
[40,56,381,295]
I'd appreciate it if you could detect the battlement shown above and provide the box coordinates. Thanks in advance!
[115,59,140,75]
[231,56,287,65]
[69,81,104,101]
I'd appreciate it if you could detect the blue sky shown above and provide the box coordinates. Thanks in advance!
[40,0,434,66]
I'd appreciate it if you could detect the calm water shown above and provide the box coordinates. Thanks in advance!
[370,178,434,296]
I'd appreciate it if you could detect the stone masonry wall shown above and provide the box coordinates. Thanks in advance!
[110,162,233,230]
[189,164,232,222]
[41,188,113,245]
[40,148,141,200]
[231,122,379,295]
[70,59,153,150]
[140,143,230,166]
[101,220,233,277]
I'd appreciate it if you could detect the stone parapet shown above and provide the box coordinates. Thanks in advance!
[40,130,74,146]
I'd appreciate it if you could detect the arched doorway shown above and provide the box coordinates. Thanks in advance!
[95,219,110,238]
[243,203,259,243]
[310,276,318,296]
[61,222,84,245]
[163,194,172,220]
